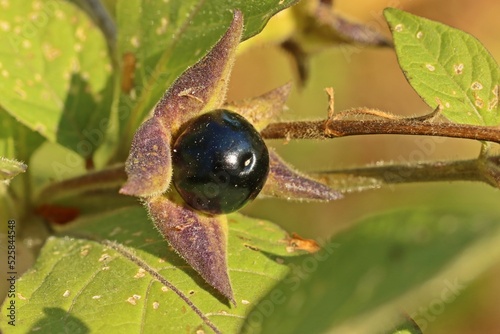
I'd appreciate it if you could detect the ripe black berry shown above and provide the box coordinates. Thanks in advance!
[172,109,269,214]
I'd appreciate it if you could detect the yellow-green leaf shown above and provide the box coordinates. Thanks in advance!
[0,1,112,158]
[0,206,295,333]
[385,8,500,125]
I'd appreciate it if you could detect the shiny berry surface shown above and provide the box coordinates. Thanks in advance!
[172,109,269,214]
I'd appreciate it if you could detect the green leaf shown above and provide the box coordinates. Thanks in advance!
[0,157,26,181]
[384,8,500,125]
[0,108,44,162]
[115,0,299,159]
[0,1,112,158]
[0,206,295,333]
[244,209,500,334]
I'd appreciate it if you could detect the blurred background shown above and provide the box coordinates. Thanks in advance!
[228,0,500,332]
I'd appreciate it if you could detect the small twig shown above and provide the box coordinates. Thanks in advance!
[261,117,500,144]
[36,164,126,204]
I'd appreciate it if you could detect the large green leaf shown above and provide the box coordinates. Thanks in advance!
[0,1,112,158]
[115,0,299,159]
[0,206,297,333]
[384,8,500,125]
[244,209,500,333]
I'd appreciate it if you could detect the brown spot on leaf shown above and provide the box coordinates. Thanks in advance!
[98,254,110,262]
[134,268,146,278]
[425,64,435,71]
[475,96,484,108]
[471,81,483,90]
[121,52,136,94]
[453,63,464,74]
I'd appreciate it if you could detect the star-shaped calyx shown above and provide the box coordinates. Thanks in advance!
[119,10,342,305]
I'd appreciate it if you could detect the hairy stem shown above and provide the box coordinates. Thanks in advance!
[38,114,500,203]
[261,118,500,144]
[311,157,500,194]
[36,164,127,205]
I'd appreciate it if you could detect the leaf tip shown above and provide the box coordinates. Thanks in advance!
[153,8,244,130]
[147,197,235,304]
[383,7,399,19]
[383,7,406,30]
[232,8,243,23]
[263,151,343,202]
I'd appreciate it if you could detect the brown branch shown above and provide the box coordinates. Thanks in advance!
[261,118,500,144]
[36,164,127,204]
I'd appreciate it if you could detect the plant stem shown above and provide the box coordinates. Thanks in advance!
[311,157,500,194]
[36,164,127,204]
[261,117,500,144]
[39,114,500,202]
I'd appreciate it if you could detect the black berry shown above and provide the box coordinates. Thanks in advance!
[172,109,269,214]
